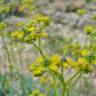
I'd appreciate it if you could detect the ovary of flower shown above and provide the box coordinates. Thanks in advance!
[36,56,44,64]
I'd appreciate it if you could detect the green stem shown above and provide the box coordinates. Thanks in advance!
[48,68,67,96]
[69,73,82,87]
[66,88,70,96]
[32,41,45,58]
[61,63,66,96]
[1,35,11,64]
[61,62,64,76]
[38,38,41,47]
[66,72,79,84]
[52,73,59,96]
[62,76,66,96]
[1,14,11,64]
[0,83,7,96]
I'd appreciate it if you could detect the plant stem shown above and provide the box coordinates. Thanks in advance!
[51,73,59,96]
[32,41,45,58]
[61,62,64,76]
[62,76,66,96]
[38,38,41,47]
[69,73,82,87]
[66,72,79,84]
[61,63,66,96]
[1,14,11,64]
[1,35,11,64]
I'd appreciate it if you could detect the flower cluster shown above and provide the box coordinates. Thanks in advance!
[19,0,35,12]
[77,9,87,16]
[63,41,96,73]
[0,0,36,16]
[11,13,50,43]
[0,22,6,31]
[29,89,45,96]
[29,54,61,77]
[64,56,94,73]
[28,35,96,77]
[84,25,96,35]
[0,0,10,14]
[0,6,10,14]
[0,22,7,36]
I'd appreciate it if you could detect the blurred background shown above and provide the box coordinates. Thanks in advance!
[0,0,96,96]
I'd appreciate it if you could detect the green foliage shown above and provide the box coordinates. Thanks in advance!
[85,0,94,3]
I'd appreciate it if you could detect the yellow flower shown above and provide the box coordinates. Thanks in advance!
[92,14,96,21]
[84,25,94,34]
[33,67,44,76]
[29,65,44,77]
[34,13,50,26]
[28,26,36,32]
[66,57,78,69]
[8,64,14,69]
[18,32,24,40]
[11,31,19,38]
[80,49,90,57]
[36,56,44,64]
[77,58,93,73]
[49,54,61,71]
[11,31,24,40]
[0,22,6,31]
[49,64,58,71]
[19,4,29,12]
[0,6,10,14]
[28,89,45,96]
[63,62,69,69]
[92,60,96,65]
[50,54,60,65]
[40,32,48,37]
[77,9,87,16]
[77,57,93,73]
[66,57,74,65]
[16,21,24,27]
[77,58,88,65]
